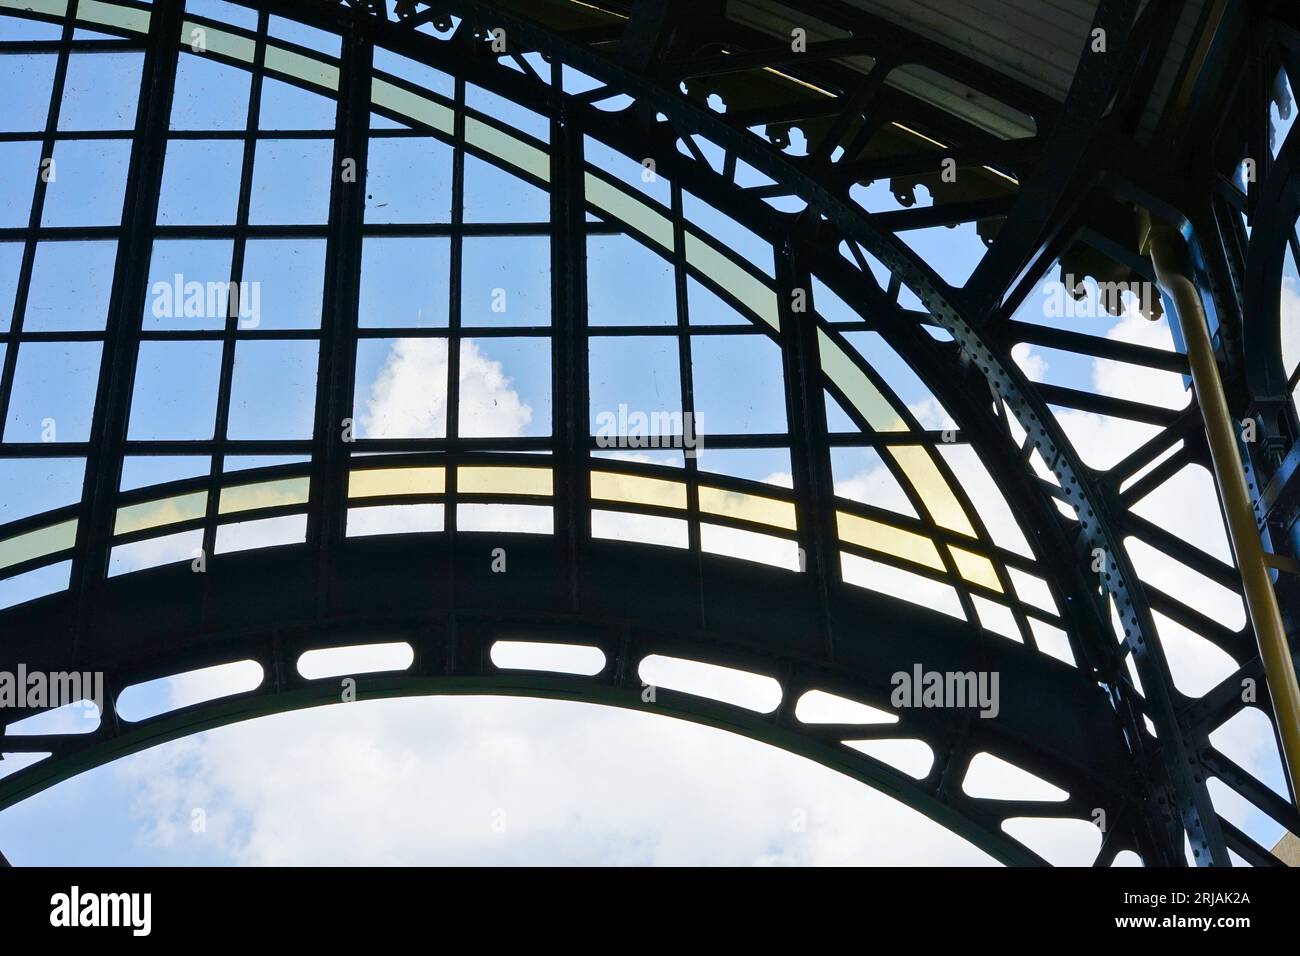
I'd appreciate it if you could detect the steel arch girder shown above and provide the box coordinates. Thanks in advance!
[0,535,1146,866]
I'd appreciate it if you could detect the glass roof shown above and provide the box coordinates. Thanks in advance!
[0,0,1065,660]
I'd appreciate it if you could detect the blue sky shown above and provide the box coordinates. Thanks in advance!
[0,0,1288,866]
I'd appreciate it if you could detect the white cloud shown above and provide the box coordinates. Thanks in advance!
[1011,342,1048,381]
[1280,274,1299,376]
[114,695,997,866]
[360,338,533,439]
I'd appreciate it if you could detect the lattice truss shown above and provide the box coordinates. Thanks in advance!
[0,0,1295,866]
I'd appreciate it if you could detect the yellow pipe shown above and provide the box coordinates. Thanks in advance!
[1144,220,1300,803]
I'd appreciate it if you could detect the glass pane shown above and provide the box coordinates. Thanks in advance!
[0,457,85,525]
[686,276,750,326]
[0,141,41,228]
[461,236,550,327]
[353,337,448,439]
[0,54,57,132]
[0,15,63,41]
[697,447,791,486]
[459,337,550,438]
[248,138,333,224]
[589,335,680,436]
[144,238,234,330]
[462,154,549,222]
[240,239,326,329]
[157,138,243,224]
[226,339,319,439]
[41,138,132,226]
[170,51,251,131]
[24,241,117,331]
[4,341,103,442]
[258,76,335,130]
[690,334,786,434]
[467,85,548,142]
[683,191,773,276]
[187,0,258,30]
[363,136,452,224]
[372,48,453,99]
[358,236,449,328]
[128,340,223,440]
[829,446,918,517]
[0,242,23,332]
[268,15,341,57]
[587,234,676,327]
[57,52,143,131]
[120,455,211,491]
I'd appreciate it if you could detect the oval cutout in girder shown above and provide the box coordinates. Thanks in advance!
[5,699,100,736]
[0,751,51,781]
[963,752,1069,802]
[117,660,264,723]
[795,690,897,725]
[297,642,414,680]
[638,655,781,713]
[490,641,605,676]
[1002,817,1102,867]
[844,738,934,779]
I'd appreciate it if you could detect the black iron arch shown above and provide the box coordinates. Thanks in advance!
[1,535,1148,866]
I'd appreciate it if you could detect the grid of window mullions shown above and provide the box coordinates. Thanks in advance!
[0,11,153,587]
[349,76,560,517]
[1,18,86,440]
[206,9,270,557]
[0,3,1031,635]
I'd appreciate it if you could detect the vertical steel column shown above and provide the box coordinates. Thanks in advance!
[1146,218,1300,803]
[777,233,838,658]
[551,97,589,610]
[72,0,184,654]
[310,9,370,613]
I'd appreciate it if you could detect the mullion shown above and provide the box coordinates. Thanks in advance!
[587,323,770,337]
[0,128,137,142]
[203,10,269,559]
[0,10,77,442]
[669,181,702,563]
[0,227,120,241]
[162,128,336,140]
[151,224,327,239]
[442,74,467,538]
[0,38,142,54]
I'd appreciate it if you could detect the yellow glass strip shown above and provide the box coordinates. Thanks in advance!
[817,329,908,432]
[457,465,553,497]
[349,466,445,499]
[79,0,147,32]
[888,445,976,537]
[836,511,945,572]
[948,544,1003,593]
[370,77,454,133]
[584,173,675,251]
[465,117,549,182]
[264,44,339,92]
[684,233,779,330]
[698,485,796,531]
[590,471,687,510]
[114,491,207,537]
[0,519,77,572]
[218,477,310,516]
[180,21,256,63]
